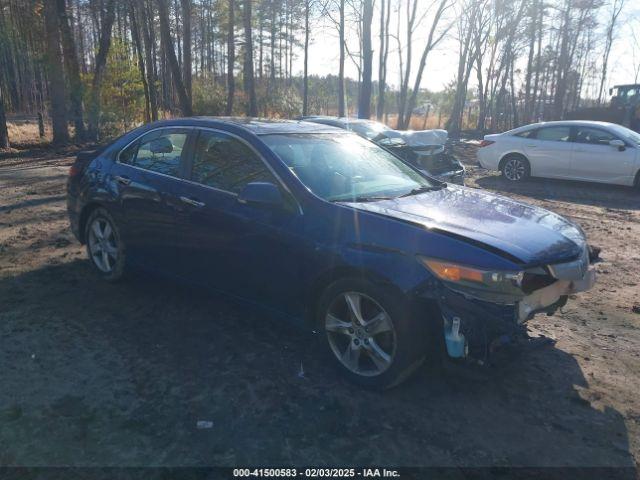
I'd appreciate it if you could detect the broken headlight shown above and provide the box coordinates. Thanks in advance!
[418,257,526,301]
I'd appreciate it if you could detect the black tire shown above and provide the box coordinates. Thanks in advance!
[84,207,128,282]
[634,170,640,191]
[317,277,429,389]
[500,154,530,182]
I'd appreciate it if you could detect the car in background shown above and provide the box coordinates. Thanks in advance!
[67,118,595,389]
[477,120,640,188]
[300,116,466,185]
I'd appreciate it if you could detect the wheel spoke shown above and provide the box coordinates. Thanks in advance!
[365,339,392,371]
[326,291,397,377]
[103,242,118,257]
[92,221,103,239]
[325,314,352,335]
[89,237,101,252]
[102,222,113,240]
[341,343,361,372]
[91,249,103,265]
[344,293,365,325]
[364,312,392,336]
[102,250,111,271]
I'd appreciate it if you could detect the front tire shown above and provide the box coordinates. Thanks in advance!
[317,278,428,389]
[84,207,127,282]
[501,154,530,182]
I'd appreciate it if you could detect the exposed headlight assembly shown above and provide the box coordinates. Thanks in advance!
[418,256,526,303]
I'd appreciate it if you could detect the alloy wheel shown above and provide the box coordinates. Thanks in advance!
[325,292,397,377]
[88,217,119,273]
[504,157,526,181]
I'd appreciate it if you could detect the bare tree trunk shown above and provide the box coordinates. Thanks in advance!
[141,0,159,120]
[158,0,193,116]
[553,0,572,119]
[598,0,624,104]
[302,0,310,116]
[0,88,9,149]
[129,1,151,123]
[397,0,420,128]
[376,0,390,121]
[357,0,373,118]
[531,0,543,121]
[226,0,235,115]
[270,0,276,84]
[243,0,257,116]
[182,0,192,102]
[43,0,69,144]
[523,0,537,124]
[338,0,345,117]
[402,0,450,129]
[56,0,85,140]
[87,0,117,140]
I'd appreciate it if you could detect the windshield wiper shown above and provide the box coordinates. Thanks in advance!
[331,195,395,203]
[399,184,445,198]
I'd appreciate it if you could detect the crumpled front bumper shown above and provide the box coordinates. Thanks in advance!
[429,249,596,362]
[517,265,595,322]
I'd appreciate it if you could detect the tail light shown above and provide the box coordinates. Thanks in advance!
[479,140,495,148]
[69,164,82,177]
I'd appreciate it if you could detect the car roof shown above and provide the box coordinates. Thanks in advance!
[140,117,344,135]
[302,116,384,128]
[515,120,622,131]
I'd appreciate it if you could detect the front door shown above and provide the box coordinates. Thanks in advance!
[180,129,306,316]
[571,125,636,184]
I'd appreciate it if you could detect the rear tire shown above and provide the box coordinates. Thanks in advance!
[500,154,530,182]
[317,277,429,389]
[84,207,127,282]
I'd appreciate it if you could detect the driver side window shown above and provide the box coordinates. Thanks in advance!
[190,130,276,193]
[574,127,618,146]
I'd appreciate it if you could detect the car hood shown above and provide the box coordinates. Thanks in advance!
[344,185,586,266]
[383,129,448,147]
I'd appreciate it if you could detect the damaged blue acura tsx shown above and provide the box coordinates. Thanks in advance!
[67,118,596,388]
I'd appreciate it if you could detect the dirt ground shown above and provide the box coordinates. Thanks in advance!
[0,143,639,471]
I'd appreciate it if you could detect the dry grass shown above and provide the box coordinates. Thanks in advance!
[7,119,50,146]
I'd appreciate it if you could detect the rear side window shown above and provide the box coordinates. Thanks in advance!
[190,131,276,193]
[536,126,571,142]
[574,127,617,146]
[120,129,189,177]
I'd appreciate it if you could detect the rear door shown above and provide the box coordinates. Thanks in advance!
[108,127,194,272]
[523,125,573,178]
[180,128,306,315]
[570,125,636,184]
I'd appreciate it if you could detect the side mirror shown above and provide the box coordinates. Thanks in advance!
[609,139,626,151]
[238,182,284,208]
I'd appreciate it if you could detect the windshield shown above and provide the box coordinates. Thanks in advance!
[347,121,391,140]
[609,124,640,144]
[262,133,437,202]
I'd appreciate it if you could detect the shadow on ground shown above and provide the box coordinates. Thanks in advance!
[0,260,635,470]
[475,175,640,211]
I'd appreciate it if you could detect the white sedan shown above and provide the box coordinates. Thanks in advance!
[477,120,640,188]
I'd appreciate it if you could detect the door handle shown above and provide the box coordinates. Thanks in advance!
[179,196,205,208]
[114,175,131,186]
[526,145,537,148]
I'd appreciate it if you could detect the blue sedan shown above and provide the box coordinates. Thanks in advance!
[67,118,595,388]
